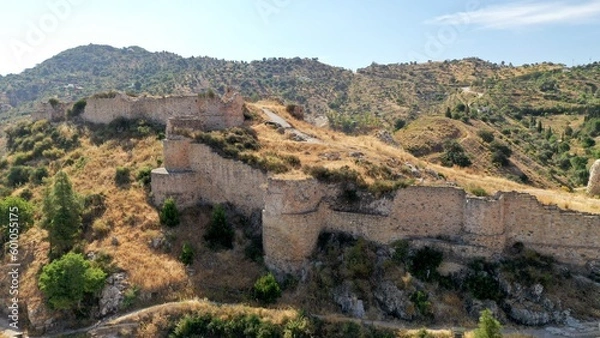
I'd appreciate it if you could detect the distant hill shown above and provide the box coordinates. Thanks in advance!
[2,44,600,188]
[1,44,599,124]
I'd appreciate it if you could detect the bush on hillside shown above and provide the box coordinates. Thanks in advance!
[474,309,502,338]
[114,166,131,186]
[477,130,495,143]
[7,165,33,187]
[440,140,472,167]
[204,204,234,249]
[38,252,106,310]
[179,242,194,265]
[253,272,282,304]
[160,198,180,227]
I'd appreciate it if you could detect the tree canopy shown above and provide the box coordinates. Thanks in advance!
[38,252,106,310]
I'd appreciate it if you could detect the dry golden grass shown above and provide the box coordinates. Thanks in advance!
[65,133,189,292]
[248,100,420,184]
[435,162,600,213]
[250,101,600,214]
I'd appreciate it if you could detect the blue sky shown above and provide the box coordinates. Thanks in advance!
[1,0,600,75]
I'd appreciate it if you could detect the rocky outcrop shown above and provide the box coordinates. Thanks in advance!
[332,282,366,318]
[587,159,600,195]
[373,281,416,320]
[500,280,567,326]
[98,273,129,317]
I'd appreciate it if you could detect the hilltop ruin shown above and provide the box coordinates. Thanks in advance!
[33,92,600,274]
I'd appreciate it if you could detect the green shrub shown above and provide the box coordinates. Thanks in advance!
[12,152,33,165]
[303,165,366,187]
[368,179,412,197]
[192,127,260,159]
[254,272,282,304]
[441,140,472,167]
[18,188,33,201]
[465,259,503,301]
[469,185,488,197]
[489,141,512,157]
[410,291,433,317]
[136,166,152,187]
[38,252,106,310]
[67,99,86,118]
[114,166,131,186]
[491,151,509,167]
[121,285,140,310]
[501,249,555,287]
[204,204,234,249]
[582,136,596,148]
[179,242,194,265]
[343,237,374,279]
[170,313,289,338]
[474,309,502,338]
[32,137,54,157]
[0,196,34,247]
[7,165,33,186]
[41,148,65,159]
[394,118,406,130]
[30,166,49,185]
[391,239,410,264]
[408,246,443,281]
[160,198,180,227]
[91,219,110,238]
[477,130,495,143]
[48,98,60,108]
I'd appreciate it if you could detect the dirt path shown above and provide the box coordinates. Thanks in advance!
[24,298,599,338]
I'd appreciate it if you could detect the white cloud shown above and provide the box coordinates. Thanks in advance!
[428,0,600,29]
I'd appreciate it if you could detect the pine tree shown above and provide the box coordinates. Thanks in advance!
[204,204,234,249]
[445,107,452,118]
[474,309,502,338]
[159,197,180,227]
[42,171,82,259]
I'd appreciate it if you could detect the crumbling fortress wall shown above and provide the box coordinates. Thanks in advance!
[262,179,600,272]
[150,115,600,274]
[36,91,600,274]
[33,89,245,128]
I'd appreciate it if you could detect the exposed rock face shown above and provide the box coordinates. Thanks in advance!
[467,299,503,321]
[500,278,567,326]
[98,273,129,317]
[332,282,366,318]
[375,129,398,146]
[587,260,600,282]
[587,159,600,195]
[373,281,415,320]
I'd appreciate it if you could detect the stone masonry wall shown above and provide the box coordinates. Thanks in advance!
[31,102,68,121]
[152,142,268,216]
[262,179,600,273]
[503,192,600,265]
[34,90,246,128]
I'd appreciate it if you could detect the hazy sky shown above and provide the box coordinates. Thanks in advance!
[1,0,600,75]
